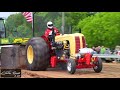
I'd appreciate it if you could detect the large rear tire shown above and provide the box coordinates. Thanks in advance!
[26,37,50,71]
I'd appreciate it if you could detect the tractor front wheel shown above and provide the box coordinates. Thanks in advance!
[67,59,76,74]
[93,57,102,73]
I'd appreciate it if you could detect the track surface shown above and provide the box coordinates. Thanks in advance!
[21,62,120,78]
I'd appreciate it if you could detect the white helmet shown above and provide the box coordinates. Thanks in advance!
[47,21,53,29]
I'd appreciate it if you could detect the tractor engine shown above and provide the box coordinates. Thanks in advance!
[76,48,94,59]
[55,40,70,60]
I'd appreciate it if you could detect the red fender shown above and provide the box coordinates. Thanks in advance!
[84,53,92,65]
[50,56,57,68]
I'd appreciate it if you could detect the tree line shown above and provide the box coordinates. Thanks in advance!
[5,12,120,49]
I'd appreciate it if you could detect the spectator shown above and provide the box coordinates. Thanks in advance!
[95,46,101,54]
[100,46,106,54]
[104,48,111,54]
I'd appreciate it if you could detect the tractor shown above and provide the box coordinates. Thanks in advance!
[0,17,102,74]
[25,26,102,74]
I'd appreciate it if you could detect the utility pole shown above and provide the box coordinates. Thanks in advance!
[32,12,34,37]
[61,12,65,35]
[32,12,36,37]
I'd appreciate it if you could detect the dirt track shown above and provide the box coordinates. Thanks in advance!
[21,62,120,78]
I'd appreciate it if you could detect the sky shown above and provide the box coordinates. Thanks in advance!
[0,12,19,18]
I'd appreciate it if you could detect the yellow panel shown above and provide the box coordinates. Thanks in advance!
[55,33,85,58]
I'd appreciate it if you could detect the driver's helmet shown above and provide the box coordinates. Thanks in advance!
[47,21,53,29]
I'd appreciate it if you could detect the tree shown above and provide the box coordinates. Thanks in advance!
[78,12,120,48]
[65,12,92,33]
[5,13,32,38]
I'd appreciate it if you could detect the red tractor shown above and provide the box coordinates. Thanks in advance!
[26,28,102,74]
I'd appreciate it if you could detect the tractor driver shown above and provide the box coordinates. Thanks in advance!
[44,21,60,38]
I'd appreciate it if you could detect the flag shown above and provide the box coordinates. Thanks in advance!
[22,12,33,23]
[22,12,34,36]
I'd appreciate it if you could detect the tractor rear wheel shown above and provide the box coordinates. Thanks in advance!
[93,57,102,73]
[26,37,50,71]
[67,59,76,74]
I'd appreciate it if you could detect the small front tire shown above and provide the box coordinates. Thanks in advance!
[93,57,102,73]
[67,59,76,74]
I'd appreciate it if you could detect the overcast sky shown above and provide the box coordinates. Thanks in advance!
[0,12,19,18]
